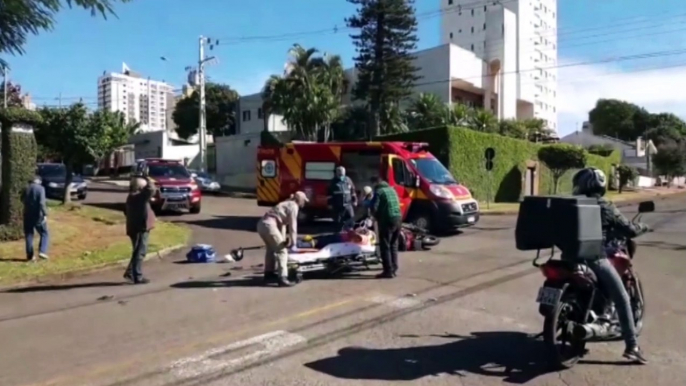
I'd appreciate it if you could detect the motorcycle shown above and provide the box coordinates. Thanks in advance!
[533,200,654,368]
[398,223,441,251]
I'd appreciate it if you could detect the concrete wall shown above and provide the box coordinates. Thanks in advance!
[214,132,261,190]
[129,130,201,169]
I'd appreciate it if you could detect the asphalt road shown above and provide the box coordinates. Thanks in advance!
[0,184,684,386]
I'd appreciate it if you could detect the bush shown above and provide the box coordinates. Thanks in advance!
[538,145,587,194]
[587,144,615,157]
[0,108,40,241]
[616,165,638,193]
[378,126,621,202]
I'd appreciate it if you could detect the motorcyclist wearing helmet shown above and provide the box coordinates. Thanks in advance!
[572,167,648,364]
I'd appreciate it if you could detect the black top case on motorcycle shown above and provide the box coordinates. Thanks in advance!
[515,195,604,260]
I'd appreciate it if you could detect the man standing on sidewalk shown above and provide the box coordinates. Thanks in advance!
[370,176,402,279]
[124,176,156,284]
[22,176,49,261]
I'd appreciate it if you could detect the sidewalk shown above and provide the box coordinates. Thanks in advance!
[480,186,686,215]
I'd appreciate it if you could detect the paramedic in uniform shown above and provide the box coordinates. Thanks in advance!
[327,166,358,231]
[257,191,309,287]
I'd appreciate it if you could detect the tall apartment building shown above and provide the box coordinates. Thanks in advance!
[440,0,558,134]
[97,63,175,132]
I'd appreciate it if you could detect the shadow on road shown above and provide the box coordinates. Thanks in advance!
[170,276,268,289]
[638,240,686,251]
[3,282,127,293]
[304,331,557,384]
[183,215,261,232]
[87,202,125,212]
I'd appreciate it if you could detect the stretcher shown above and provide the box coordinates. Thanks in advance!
[230,220,381,285]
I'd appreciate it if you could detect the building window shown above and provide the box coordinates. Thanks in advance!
[471,26,474,33]
[484,5,487,11]
[449,32,453,39]
[242,110,251,121]
[257,107,264,119]
[483,23,486,30]
[471,44,474,51]
[448,0,452,4]
[458,29,462,33]
[471,9,474,16]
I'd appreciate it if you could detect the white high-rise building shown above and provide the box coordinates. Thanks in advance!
[97,63,175,132]
[441,0,558,134]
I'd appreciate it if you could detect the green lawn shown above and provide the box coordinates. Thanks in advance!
[0,201,190,286]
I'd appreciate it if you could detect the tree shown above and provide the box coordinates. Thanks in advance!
[405,93,449,130]
[262,44,346,141]
[37,104,131,203]
[616,165,638,193]
[446,103,473,127]
[172,83,238,140]
[467,108,498,133]
[497,118,528,139]
[347,0,421,138]
[0,0,132,68]
[538,145,587,194]
[331,105,370,141]
[588,99,643,141]
[652,143,686,184]
[0,81,23,107]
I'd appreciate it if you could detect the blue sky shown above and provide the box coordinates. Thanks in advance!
[6,0,686,136]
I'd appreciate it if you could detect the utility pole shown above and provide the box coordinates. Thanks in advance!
[198,35,207,172]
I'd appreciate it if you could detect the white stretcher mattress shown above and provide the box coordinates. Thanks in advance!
[288,242,377,264]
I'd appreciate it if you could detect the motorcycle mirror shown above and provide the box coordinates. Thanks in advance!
[638,201,655,213]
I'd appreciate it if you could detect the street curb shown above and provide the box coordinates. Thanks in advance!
[480,190,686,216]
[0,244,186,291]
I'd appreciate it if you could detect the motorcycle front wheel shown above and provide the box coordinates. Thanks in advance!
[543,286,587,369]
[628,271,646,335]
[420,235,440,249]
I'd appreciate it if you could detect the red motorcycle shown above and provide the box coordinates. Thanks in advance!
[398,223,440,251]
[534,200,653,368]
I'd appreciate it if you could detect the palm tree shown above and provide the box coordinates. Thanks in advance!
[447,103,473,126]
[263,44,347,142]
[468,108,498,133]
[406,93,448,130]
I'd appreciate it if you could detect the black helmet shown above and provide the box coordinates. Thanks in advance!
[572,167,607,196]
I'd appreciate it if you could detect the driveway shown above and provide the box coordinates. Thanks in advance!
[0,186,683,386]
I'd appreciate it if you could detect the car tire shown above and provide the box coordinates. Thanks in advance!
[190,204,201,214]
[77,194,87,201]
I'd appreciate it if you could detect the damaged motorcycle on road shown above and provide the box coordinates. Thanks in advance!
[515,196,654,368]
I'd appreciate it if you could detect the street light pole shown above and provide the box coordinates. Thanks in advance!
[198,36,207,172]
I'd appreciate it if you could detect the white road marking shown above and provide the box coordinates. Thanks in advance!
[169,330,306,379]
[368,294,422,309]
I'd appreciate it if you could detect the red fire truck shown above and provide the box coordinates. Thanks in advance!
[256,141,480,232]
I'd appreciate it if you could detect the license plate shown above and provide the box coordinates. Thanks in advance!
[536,287,563,306]
[164,194,185,201]
[467,216,475,223]
[165,203,186,210]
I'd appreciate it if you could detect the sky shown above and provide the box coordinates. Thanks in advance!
[6,0,686,137]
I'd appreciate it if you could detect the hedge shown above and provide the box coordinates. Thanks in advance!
[377,126,621,202]
[0,108,40,241]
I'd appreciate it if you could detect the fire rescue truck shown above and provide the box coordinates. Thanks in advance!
[256,141,480,232]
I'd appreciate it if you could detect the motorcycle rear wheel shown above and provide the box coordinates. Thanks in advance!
[543,287,587,369]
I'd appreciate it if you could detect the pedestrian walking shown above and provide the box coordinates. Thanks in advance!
[257,191,309,287]
[124,176,156,284]
[370,176,402,278]
[22,176,49,261]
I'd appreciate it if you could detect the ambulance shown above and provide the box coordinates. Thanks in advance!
[256,141,480,232]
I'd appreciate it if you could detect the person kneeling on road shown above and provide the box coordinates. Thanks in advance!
[257,191,309,287]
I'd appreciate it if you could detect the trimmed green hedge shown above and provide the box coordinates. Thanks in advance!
[378,126,621,202]
[0,108,40,241]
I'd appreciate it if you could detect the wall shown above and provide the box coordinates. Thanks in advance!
[129,130,201,169]
[379,126,621,202]
[215,132,261,190]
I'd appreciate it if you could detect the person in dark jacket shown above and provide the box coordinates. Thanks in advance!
[572,167,648,364]
[327,166,357,231]
[22,176,49,261]
[124,176,156,284]
[370,176,402,279]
